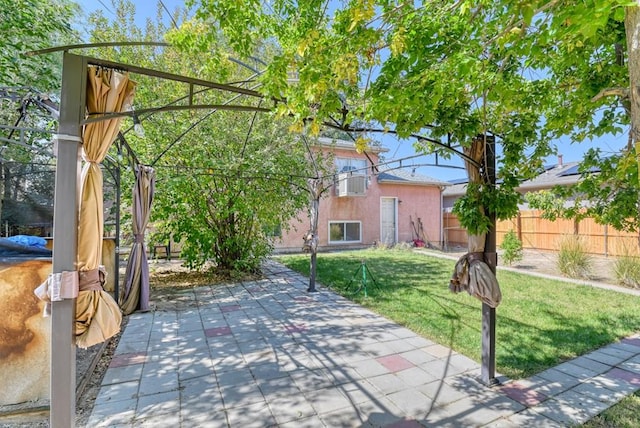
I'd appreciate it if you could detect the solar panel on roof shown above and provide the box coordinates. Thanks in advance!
[559,165,600,176]
[560,165,580,176]
[448,178,468,184]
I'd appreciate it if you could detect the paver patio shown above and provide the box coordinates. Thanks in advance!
[86,260,640,427]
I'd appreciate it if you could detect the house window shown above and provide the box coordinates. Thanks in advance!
[336,158,367,175]
[329,221,361,243]
[335,158,368,196]
[263,223,282,237]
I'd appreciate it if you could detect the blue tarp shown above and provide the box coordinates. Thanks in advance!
[0,236,51,256]
[6,235,47,248]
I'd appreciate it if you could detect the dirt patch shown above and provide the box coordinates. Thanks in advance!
[427,247,623,287]
[509,249,619,284]
[146,260,262,311]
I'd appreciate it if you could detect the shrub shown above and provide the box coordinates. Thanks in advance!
[614,252,640,288]
[372,241,414,251]
[500,229,523,266]
[557,235,592,279]
[372,240,390,250]
[393,241,414,251]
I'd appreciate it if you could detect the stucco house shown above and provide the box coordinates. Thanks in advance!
[274,137,451,252]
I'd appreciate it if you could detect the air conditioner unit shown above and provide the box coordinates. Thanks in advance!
[337,173,366,197]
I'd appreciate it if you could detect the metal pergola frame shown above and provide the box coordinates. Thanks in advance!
[43,47,275,426]
[26,44,499,426]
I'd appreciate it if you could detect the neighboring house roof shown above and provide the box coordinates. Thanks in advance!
[517,161,586,191]
[442,160,592,197]
[442,182,468,197]
[377,168,451,187]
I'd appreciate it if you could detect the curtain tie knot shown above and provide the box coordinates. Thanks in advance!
[78,267,106,291]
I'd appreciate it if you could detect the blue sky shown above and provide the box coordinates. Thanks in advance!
[76,0,629,182]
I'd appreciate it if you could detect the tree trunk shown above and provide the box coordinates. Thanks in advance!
[309,250,317,291]
[1,163,11,234]
[450,136,501,308]
[307,179,321,292]
[625,6,640,250]
[626,6,640,157]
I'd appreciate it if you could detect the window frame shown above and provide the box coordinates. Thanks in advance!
[335,157,368,176]
[335,157,369,196]
[328,220,362,244]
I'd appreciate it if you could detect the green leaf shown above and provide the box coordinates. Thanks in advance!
[522,5,535,26]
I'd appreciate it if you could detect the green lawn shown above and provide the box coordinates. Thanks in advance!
[276,248,640,380]
[582,390,640,427]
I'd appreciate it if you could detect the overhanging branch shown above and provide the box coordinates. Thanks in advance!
[321,121,481,169]
[591,87,629,103]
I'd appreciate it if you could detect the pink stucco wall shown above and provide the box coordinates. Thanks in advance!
[380,183,443,244]
[274,145,444,252]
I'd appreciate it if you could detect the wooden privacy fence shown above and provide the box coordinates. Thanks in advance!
[443,210,640,257]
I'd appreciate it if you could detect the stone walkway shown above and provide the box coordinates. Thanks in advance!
[86,260,640,427]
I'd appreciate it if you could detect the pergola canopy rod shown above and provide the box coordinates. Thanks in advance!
[149,83,265,166]
[84,104,272,125]
[29,44,477,171]
[81,54,265,99]
[27,41,171,56]
[29,46,269,100]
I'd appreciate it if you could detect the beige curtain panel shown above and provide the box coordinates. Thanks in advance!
[449,234,502,308]
[76,66,135,348]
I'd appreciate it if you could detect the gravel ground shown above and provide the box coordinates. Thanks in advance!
[429,247,621,286]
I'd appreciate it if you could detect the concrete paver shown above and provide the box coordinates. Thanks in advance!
[85,260,640,427]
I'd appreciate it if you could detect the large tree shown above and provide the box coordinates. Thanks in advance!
[174,0,640,238]
[522,3,640,238]
[86,0,311,273]
[0,0,79,234]
[0,0,79,91]
[152,111,310,272]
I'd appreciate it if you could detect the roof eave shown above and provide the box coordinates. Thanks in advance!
[315,136,389,154]
[377,179,447,187]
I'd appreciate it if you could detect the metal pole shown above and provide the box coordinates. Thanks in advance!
[114,160,121,301]
[51,52,85,427]
[307,180,320,293]
[481,135,498,386]
[362,260,367,298]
